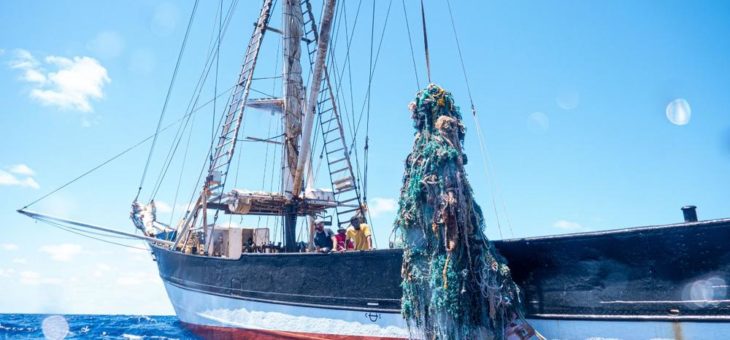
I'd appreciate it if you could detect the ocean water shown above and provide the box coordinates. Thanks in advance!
[0,314,200,339]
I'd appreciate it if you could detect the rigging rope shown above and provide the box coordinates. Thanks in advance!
[348,0,392,153]
[149,0,240,200]
[19,84,235,211]
[213,0,223,154]
[168,111,196,230]
[136,0,201,201]
[364,0,375,206]
[36,219,148,251]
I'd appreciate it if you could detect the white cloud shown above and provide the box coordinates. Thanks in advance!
[0,268,16,278]
[117,276,143,286]
[154,200,172,213]
[19,271,40,284]
[553,220,583,231]
[8,164,35,176]
[9,49,45,83]
[116,271,156,286]
[368,197,397,218]
[0,169,40,189]
[39,243,83,262]
[86,31,125,59]
[1,243,19,251]
[9,49,110,112]
[126,247,148,255]
[12,258,27,264]
[93,263,113,277]
[19,271,62,285]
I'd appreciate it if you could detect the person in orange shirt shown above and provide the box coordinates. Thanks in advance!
[345,216,372,250]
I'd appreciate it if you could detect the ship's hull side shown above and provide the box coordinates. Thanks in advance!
[152,247,409,338]
[151,218,730,339]
[496,218,730,320]
[162,278,730,339]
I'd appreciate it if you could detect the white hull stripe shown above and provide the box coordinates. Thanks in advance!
[163,281,730,339]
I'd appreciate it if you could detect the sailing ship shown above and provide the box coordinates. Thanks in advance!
[18,0,730,339]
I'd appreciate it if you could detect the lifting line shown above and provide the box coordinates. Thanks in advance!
[445,0,514,237]
[419,0,431,84]
[401,0,421,90]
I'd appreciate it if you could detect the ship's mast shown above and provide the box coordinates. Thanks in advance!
[281,0,306,251]
[169,0,338,254]
[282,0,337,251]
[281,0,305,196]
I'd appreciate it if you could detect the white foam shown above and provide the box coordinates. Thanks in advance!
[198,308,410,338]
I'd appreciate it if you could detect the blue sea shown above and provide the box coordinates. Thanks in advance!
[0,314,200,339]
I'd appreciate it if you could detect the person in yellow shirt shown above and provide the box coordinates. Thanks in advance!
[345,216,372,250]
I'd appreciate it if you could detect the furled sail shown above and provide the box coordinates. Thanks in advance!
[396,84,537,339]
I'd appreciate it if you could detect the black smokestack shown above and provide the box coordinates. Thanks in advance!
[682,205,698,222]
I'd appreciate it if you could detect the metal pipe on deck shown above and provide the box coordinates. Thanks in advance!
[682,205,698,222]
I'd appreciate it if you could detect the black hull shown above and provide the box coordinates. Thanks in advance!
[152,218,730,321]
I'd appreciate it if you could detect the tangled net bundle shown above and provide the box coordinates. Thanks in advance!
[396,84,534,339]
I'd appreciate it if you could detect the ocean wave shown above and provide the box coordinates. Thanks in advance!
[0,314,198,339]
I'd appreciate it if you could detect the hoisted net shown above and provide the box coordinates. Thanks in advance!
[396,84,537,339]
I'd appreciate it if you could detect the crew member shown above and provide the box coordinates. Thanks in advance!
[313,218,336,252]
[346,216,372,250]
[335,226,354,251]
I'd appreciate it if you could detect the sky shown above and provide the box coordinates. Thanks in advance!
[1,0,729,315]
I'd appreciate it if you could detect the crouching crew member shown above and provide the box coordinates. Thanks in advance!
[313,218,336,253]
[335,226,354,251]
[346,216,372,250]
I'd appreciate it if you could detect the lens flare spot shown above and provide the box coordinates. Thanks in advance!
[527,112,550,133]
[666,98,691,126]
[556,91,580,110]
[42,315,69,340]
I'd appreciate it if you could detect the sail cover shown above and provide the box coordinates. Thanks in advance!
[396,84,536,339]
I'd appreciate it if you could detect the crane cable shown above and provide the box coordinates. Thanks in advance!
[445,0,514,237]
[401,0,421,90]
[420,0,431,84]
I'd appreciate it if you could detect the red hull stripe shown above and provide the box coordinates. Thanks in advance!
[181,322,407,340]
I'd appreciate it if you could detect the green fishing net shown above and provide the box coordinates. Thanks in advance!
[396,84,533,339]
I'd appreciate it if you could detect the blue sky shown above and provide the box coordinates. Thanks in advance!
[1,0,729,315]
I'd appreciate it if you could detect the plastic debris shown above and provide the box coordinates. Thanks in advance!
[395,84,536,339]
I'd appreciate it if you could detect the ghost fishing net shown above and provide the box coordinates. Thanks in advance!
[396,84,537,339]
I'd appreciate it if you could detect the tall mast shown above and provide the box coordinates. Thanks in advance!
[281,0,306,196]
[292,0,337,197]
[282,0,337,251]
